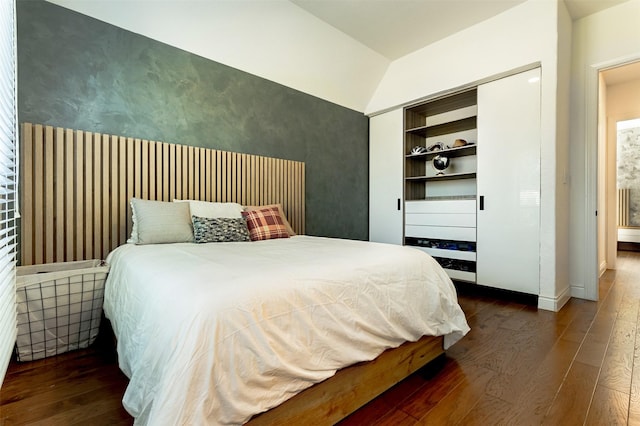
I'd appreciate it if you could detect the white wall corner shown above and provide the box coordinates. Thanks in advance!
[538,285,571,312]
[570,284,586,300]
[599,260,607,277]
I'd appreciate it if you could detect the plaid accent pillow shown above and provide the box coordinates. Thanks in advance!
[242,207,290,241]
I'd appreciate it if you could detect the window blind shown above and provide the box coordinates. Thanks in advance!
[0,0,18,386]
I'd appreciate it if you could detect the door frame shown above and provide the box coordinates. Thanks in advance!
[586,54,640,301]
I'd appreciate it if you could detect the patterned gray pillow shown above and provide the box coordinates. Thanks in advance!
[192,215,251,243]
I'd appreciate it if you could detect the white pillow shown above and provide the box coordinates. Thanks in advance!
[129,198,194,244]
[173,200,244,219]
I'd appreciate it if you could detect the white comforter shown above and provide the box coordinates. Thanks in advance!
[104,236,470,425]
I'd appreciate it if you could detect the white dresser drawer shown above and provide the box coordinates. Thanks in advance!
[405,212,476,227]
[405,199,476,214]
[405,225,477,242]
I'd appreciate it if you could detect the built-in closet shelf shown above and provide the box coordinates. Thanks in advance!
[406,172,476,182]
[404,88,478,284]
[405,116,477,138]
[406,144,476,160]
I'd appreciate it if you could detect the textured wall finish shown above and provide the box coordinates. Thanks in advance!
[17,0,369,240]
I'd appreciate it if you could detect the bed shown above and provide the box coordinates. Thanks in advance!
[20,123,470,425]
[104,235,469,425]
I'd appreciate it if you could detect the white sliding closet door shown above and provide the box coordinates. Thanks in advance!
[476,68,541,295]
[369,108,403,245]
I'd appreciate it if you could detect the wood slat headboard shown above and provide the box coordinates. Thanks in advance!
[20,123,305,266]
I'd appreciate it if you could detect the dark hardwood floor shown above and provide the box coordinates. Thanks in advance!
[2,251,640,425]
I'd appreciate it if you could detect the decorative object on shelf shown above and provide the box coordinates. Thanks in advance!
[427,142,444,152]
[453,139,468,147]
[410,145,427,155]
[433,155,450,176]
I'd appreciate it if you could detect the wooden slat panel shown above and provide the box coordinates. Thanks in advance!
[21,124,33,265]
[200,148,206,201]
[206,150,212,201]
[133,139,142,200]
[288,161,295,232]
[267,158,273,204]
[224,150,229,202]
[248,155,256,206]
[188,146,194,200]
[289,161,297,233]
[169,144,176,202]
[126,138,134,241]
[158,141,164,201]
[163,143,169,201]
[111,136,120,255]
[102,134,110,260]
[216,150,222,202]
[20,123,305,265]
[83,132,93,262]
[75,131,84,261]
[64,128,74,262]
[230,152,235,202]
[54,128,64,262]
[33,125,44,265]
[118,137,127,245]
[286,161,292,228]
[144,140,151,201]
[175,145,182,200]
[240,154,247,206]
[148,142,157,200]
[256,156,262,206]
[92,133,101,261]
[44,126,54,264]
[247,154,254,205]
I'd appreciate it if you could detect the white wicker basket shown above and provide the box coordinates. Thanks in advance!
[15,260,110,361]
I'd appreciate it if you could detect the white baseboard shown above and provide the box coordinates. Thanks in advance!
[599,261,607,277]
[538,286,571,312]
[571,285,586,299]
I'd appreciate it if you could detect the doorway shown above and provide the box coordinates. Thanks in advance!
[598,61,640,275]
[615,118,640,251]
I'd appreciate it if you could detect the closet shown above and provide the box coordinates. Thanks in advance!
[370,67,541,295]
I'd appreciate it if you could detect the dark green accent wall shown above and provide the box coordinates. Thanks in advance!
[17,0,369,240]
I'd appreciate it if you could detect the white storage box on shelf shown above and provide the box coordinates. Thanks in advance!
[15,260,110,361]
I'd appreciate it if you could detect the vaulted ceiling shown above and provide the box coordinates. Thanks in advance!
[292,0,631,59]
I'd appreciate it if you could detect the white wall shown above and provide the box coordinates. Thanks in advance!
[554,0,573,309]
[598,73,608,275]
[365,1,558,115]
[569,0,640,300]
[366,0,565,310]
[47,0,388,113]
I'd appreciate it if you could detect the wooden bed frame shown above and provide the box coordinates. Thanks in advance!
[21,122,445,424]
[248,335,444,425]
